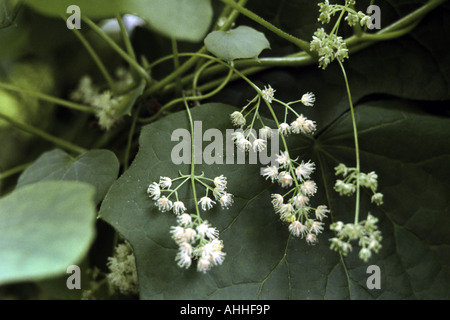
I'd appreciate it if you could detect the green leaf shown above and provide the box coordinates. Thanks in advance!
[0,0,22,28]
[205,26,271,61]
[100,100,450,299]
[24,0,213,42]
[16,149,120,204]
[128,0,213,42]
[0,181,97,285]
[23,0,124,19]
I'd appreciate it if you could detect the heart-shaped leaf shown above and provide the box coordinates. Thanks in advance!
[16,149,119,205]
[205,26,271,61]
[99,100,450,299]
[0,181,97,285]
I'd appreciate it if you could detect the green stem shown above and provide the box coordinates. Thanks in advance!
[220,0,311,53]
[0,82,95,114]
[123,105,141,170]
[71,26,115,89]
[171,38,182,96]
[0,162,32,181]
[0,112,87,155]
[337,60,360,224]
[116,13,137,61]
[82,16,151,83]
[184,99,201,217]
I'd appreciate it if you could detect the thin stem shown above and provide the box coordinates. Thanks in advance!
[82,16,151,83]
[220,0,311,53]
[123,105,141,171]
[0,162,32,181]
[184,98,201,217]
[0,112,87,155]
[338,60,360,224]
[0,82,95,114]
[116,13,137,61]
[171,38,182,96]
[71,25,115,89]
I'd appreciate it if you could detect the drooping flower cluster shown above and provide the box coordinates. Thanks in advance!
[265,155,330,245]
[311,1,372,69]
[329,214,382,262]
[147,173,233,273]
[70,68,133,130]
[317,1,371,27]
[310,28,349,69]
[229,85,317,153]
[106,241,138,295]
[333,163,383,206]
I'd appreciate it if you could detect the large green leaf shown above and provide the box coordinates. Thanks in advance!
[24,0,213,42]
[99,101,450,299]
[128,0,213,42]
[0,181,97,285]
[23,0,124,19]
[16,149,119,204]
[205,26,271,61]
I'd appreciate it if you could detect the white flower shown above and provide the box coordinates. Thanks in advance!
[205,227,219,240]
[253,139,266,152]
[232,132,245,143]
[230,111,246,127]
[309,221,324,235]
[292,194,309,208]
[259,126,272,140]
[262,166,279,182]
[147,182,161,200]
[291,115,316,135]
[306,233,318,245]
[213,186,226,200]
[278,204,295,222]
[295,160,316,180]
[276,151,290,167]
[196,222,210,237]
[172,201,187,215]
[159,177,172,189]
[271,194,284,208]
[198,196,216,211]
[175,251,192,269]
[214,175,227,189]
[289,221,308,238]
[301,92,315,107]
[170,226,185,242]
[156,196,173,212]
[182,228,197,243]
[278,171,293,188]
[219,192,234,209]
[261,85,276,103]
[106,242,138,295]
[177,213,192,227]
[197,257,212,273]
[315,205,329,221]
[278,122,291,136]
[236,138,252,152]
[178,242,193,256]
[301,180,317,196]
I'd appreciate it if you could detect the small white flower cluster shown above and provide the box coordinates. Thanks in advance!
[317,1,370,27]
[70,68,133,131]
[171,218,226,273]
[329,214,382,262]
[147,173,233,273]
[278,112,317,137]
[106,241,138,295]
[334,163,383,206]
[263,156,329,245]
[310,28,349,69]
[230,86,317,152]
